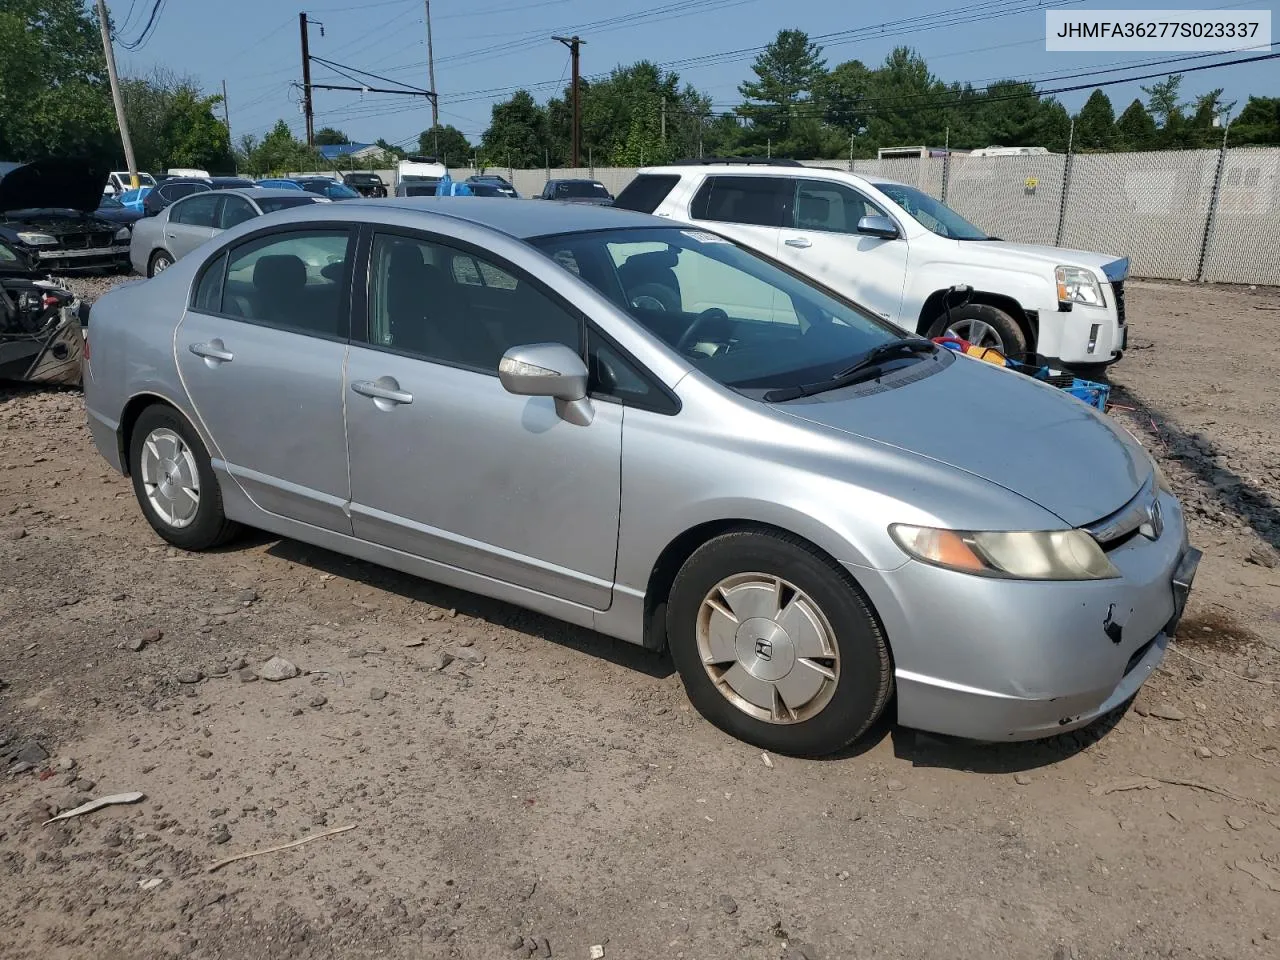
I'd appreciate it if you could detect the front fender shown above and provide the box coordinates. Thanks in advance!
[904,258,1058,326]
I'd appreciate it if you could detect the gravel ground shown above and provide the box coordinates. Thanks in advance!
[1,279,1278,960]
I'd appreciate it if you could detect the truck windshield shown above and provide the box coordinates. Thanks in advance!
[873,182,990,240]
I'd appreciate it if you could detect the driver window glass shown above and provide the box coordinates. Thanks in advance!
[219,196,256,229]
[171,193,219,226]
[607,241,797,326]
[793,180,887,233]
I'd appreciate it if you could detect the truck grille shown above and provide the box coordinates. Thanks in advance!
[1111,280,1126,326]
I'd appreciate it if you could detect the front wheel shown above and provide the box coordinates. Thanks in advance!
[927,303,1027,358]
[666,529,893,756]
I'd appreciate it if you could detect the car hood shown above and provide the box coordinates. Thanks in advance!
[962,239,1129,280]
[0,159,106,215]
[773,355,1151,527]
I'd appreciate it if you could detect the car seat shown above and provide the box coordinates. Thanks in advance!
[618,248,682,313]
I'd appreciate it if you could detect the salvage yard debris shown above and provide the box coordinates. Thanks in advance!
[205,823,357,873]
[1090,776,1273,813]
[42,792,145,825]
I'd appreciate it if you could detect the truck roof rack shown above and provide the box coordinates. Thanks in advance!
[667,157,805,167]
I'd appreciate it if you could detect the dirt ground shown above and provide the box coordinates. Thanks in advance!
[1,278,1279,960]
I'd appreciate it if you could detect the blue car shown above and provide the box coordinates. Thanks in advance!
[116,186,152,212]
[255,178,306,191]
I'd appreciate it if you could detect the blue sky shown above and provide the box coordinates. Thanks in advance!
[107,0,1277,151]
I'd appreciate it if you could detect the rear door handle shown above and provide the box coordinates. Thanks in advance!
[352,377,413,406]
[784,237,812,249]
[189,339,233,363]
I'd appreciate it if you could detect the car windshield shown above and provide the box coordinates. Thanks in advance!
[557,181,609,199]
[256,196,323,213]
[872,182,989,240]
[530,227,902,393]
[326,182,361,199]
[99,197,123,209]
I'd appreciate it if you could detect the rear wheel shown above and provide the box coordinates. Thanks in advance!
[128,405,238,550]
[148,251,173,278]
[666,529,893,756]
[927,303,1027,357]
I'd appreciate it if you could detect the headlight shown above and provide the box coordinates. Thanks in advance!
[1055,265,1105,306]
[114,226,131,240]
[17,231,58,247]
[1151,457,1173,494]
[889,523,1119,580]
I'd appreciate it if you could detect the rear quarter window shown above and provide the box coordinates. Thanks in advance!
[614,174,680,214]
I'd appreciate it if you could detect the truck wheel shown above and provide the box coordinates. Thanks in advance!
[927,303,1027,357]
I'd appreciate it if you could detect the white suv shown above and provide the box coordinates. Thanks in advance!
[616,160,1129,370]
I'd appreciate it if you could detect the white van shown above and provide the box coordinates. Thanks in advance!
[103,170,157,195]
[394,156,447,197]
[166,167,211,179]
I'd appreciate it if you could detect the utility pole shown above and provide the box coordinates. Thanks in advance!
[553,35,584,167]
[94,0,138,187]
[660,99,667,143]
[222,79,231,130]
[299,11,315,148]
[425,0,438,129]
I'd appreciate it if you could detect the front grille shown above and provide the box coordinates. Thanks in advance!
[1111,280,1126,326]
[57,232,113,251]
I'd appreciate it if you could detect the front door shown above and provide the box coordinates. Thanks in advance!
[775,178,910,325]
[685,174,791,262]
[164,192,220,260]
[175,227,355,532]
[344,230,623,609]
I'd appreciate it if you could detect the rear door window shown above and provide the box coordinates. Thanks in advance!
[690,176,792,227]
[171,193,220,226]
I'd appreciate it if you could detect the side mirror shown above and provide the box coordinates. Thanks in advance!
[857,215,899,240]
[498,342,593,425]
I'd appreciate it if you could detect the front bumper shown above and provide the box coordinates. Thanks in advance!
[853,490,1197,742]
[37,245,131,272]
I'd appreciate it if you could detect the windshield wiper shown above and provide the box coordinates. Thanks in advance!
[762,339,938,402]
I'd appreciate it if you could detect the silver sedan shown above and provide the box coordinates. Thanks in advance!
[128,187,327,277]
[84,198,1200,755]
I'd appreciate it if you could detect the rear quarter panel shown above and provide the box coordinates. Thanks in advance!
[83,266,197,473]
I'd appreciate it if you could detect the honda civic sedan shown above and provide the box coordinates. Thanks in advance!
[82,198,1200,756]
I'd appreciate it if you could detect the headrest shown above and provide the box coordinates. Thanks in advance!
[622,248,679,272]
[253,254,306,295]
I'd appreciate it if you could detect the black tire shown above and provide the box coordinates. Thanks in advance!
[148,250,174,278]
[666,528,893,757]
[128,405,239,550]
[927,302,1028,358]
[1067,362,1114,381]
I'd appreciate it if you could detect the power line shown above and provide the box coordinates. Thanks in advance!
[310,56,432,94]
[116,0,166,50]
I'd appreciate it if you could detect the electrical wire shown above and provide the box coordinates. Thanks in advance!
[116,0,166,50]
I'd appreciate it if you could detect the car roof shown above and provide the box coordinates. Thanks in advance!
[221,187,319,199]
[348,196,663,238]
[548,178,603,185]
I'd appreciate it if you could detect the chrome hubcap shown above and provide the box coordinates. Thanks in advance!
[696,573,840,724]
[946,318,1004,350]
[153,257,170,274]
[140,428,200,528]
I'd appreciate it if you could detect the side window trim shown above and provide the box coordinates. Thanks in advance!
[354,225,586,376]
[185,223,357,343]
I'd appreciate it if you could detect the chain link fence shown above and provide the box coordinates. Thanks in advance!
[292,146,1280,285]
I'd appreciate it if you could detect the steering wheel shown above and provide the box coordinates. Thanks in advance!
[676,307,730,354]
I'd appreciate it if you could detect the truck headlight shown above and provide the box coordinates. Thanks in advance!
[890,523,1119,580]
[1055,265,1105,306]
[17,231,58,247]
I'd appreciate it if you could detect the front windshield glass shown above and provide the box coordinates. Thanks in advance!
[257,196,323,213]
[873,182,989,240]
[558,181,610,199]
[530,227,901,392]
[327,182,361,199]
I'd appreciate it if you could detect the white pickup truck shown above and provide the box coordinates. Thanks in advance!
[616,160,1129,371]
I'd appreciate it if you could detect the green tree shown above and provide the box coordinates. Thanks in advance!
[1141,74,1186,128]
[314,127,350,146]
[1114,98,1157,150]
[1229,95,1280,145]
[736,29,826,156]
[1073,88,1116,150]
[859,48,947,152]
[418,124,473,164]
[480,90,548,167]
[242,120,321,175]
[163,88,234,171]
[818,59,872,138]
[0,0,116,164]
[374,138,407,161]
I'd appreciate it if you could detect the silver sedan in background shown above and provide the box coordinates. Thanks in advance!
[128,187,327,277]
[84,198,1199,756]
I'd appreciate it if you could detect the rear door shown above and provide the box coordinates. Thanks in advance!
[684,175,791,262]
[175,226,355,532]
[165,193,219,260]
[775,178,910,323]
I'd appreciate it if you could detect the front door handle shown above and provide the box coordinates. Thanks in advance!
[189,339,233,364]
[352,377,413,407]
[784,237,812,249]
[166,232,177,239]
